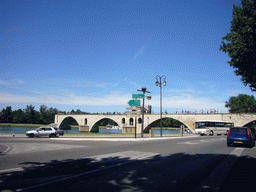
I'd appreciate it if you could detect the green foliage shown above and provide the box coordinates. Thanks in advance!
[225,94,256,113]
[39,105,58,124]
[24,105,37,124]
[0,106,12,123]
[220,0,256,91]
[0,105,95,125]
[150,118,183,128]
[12,109,25,123]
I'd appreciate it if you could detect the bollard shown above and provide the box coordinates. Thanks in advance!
[150,129,154,138]
[181,125,184,137]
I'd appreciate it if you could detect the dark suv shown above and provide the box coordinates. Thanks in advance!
[227,127,255,147]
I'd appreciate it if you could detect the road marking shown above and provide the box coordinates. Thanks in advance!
[90,151,159,162]
[178,138,225,145]
[229,147,244,156]
[2,143,88,155]
[194,147,244,192]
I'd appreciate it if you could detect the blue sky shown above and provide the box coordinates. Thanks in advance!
[1,0,254,114]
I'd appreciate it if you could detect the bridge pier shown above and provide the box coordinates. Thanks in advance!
[122,127,135,134]
[79,125,89,132]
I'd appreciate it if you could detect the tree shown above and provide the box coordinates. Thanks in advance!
[75,109,82,114]
[40,105,48,124]
[12,109,25,123]
[220,0,256,91]
[0,106,12,123]
[47,107,58,123]
[225,94,256,113]
[24,105,37,124]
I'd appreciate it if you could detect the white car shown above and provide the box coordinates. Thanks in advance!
[26,127,64,138]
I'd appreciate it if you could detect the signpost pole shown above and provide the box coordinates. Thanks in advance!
[127,89,151,138]
[135,117,137,139]
[137,87,151,138]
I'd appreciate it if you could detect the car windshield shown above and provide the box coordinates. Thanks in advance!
[230,128,247,133]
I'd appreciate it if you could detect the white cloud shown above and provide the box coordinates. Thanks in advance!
[0,79,25,86]
[0,91,131,107]
[150,94,226,111]
[134,45,145,59]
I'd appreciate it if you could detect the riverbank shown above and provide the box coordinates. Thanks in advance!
[0,132,194,138]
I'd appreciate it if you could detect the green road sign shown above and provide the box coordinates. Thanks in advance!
[128,100,141,106]
[132,94,145,99]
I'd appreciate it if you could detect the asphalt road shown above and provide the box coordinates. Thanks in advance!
[0,135,256,191]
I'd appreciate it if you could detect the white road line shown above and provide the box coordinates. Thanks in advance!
[229,147,244,156]
[178,138,225,145]
[194,147,244,192]
[2,143,88,155]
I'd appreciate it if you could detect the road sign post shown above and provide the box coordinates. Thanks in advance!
[135,117,137,139]
[127,90,150,138]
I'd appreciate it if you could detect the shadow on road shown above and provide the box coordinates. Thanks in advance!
[0,152,255,192]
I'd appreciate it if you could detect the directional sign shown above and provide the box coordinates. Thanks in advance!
[128,100,140,107]
[132,94,145,99]
[126,114,140,117]
[126,106,142,110]
[129,110,141,114]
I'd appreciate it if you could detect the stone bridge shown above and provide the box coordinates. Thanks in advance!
[54,113,256,133]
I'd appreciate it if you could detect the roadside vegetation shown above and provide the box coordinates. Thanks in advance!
[220,0,256,91]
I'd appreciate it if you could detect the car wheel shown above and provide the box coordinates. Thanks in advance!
[28,134,35,138]
[227,143,231,147]
[49,134,55,138]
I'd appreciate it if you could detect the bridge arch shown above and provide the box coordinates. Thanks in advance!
[59,116,80,129]
[144,117,191,133]
[243,119,256,127]
[90,117,121,132]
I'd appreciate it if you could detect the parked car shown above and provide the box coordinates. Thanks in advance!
[26,127,64,138]
[227,127,255,147]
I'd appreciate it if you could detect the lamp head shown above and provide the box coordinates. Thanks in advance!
[141,87,147,92]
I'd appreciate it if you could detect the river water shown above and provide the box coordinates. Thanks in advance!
[0,126,185,134]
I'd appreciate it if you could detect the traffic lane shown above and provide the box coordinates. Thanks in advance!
[1,136,236,191]
[0,136,232,171]
[1,151,159,191]
[219,150,256,191]
[23,150,228,192]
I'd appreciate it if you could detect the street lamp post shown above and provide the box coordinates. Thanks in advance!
[137,87,151,138]
[155,75,166,137]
